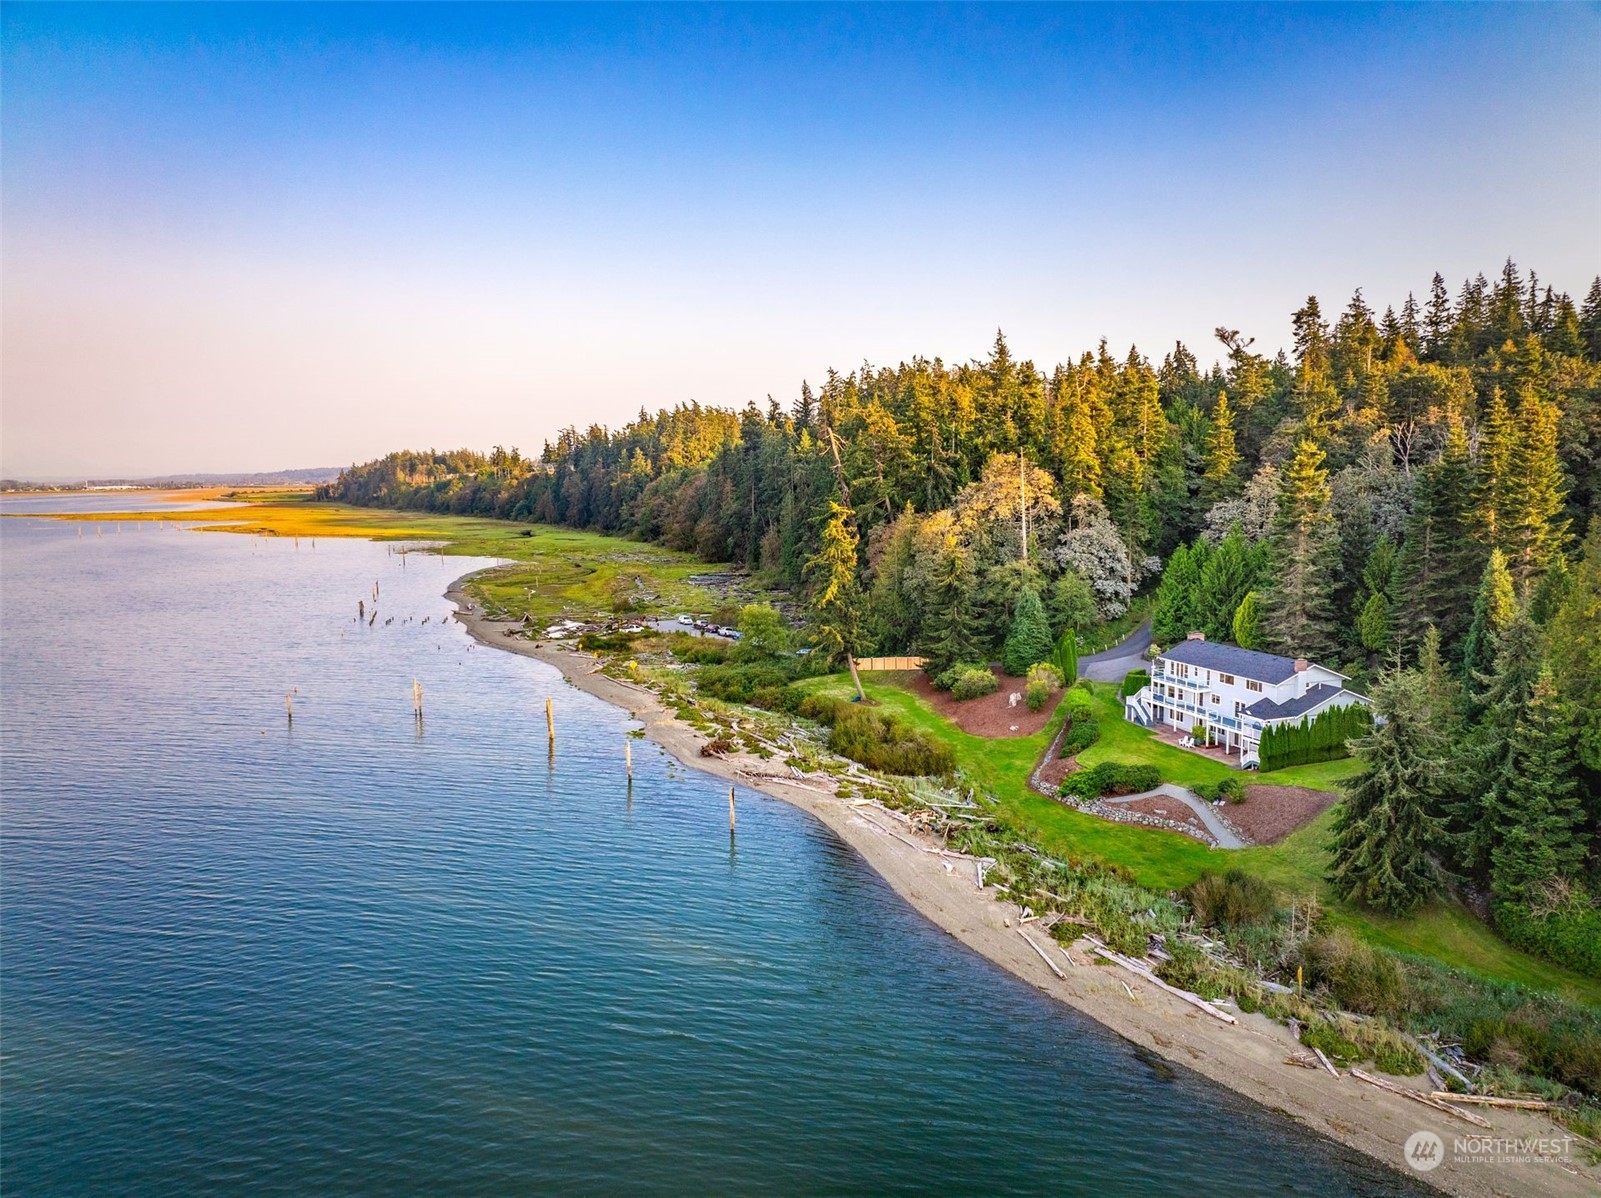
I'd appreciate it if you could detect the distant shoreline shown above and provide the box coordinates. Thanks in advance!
[443,570,1593,1198]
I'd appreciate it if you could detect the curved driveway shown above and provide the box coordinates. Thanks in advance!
[1079,620,1151,683]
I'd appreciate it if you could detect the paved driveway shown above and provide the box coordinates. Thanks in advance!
[1079,620,1151,683]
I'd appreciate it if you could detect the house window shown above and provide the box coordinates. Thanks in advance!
[1246,680,1263,693]
[1211,694,1220,706]
[1220,673,1234,685]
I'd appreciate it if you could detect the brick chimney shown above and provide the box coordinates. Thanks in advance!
[1187,631,1206,641]
[1293,658,1309,672]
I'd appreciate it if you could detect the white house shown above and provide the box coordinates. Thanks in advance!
[1123,633,1368,768]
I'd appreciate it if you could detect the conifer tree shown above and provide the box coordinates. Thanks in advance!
[1423,272,1453,360]
[805,498,866,699]
[1488,671,1589,904]
[919,546,981,676]
[1500,394,1568,588]
[1547,528,1601,772]
[1232,590,1261,649]
[1392,419,1481,658]
[1195,528,1261,642]
[1263,437,1336,657]
[1202,391,1239,493]
[1151,541,1205,644]
[1001,588,1053,676]
[1579,277,1601,361]
[1460,549,1516,683]
[1328,670,1446,916]
[1460,611,1544,876]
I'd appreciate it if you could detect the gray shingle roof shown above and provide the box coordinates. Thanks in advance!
[1243,684,1355,721]
[1155,638,1333,684]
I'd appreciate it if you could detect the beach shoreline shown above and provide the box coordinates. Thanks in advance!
[445,575,1594,1198]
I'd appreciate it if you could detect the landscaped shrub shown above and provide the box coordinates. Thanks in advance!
[1120,669,1150,698]
[1024,662,1064,711]
[951,667,999,700]
[827,706,954,776]
[1058,762,1161,800]
[1063,688,1094,721]
[1185,869,1278,930]
[933,661,989,692]
[1215,776,1246,804]
[1051,629,1078,684]
[1259,703,1373,771]
[1059,716,1101,756]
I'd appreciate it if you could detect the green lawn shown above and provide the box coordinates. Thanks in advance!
[818,671,1601,1004]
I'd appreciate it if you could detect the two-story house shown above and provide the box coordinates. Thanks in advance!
[1123,633,1367,768]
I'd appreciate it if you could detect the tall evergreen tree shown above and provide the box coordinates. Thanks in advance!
[1488,671,1589,904]
[1392,419,1481,658]
[1547,528,1601,774]
[1232,590,1262,649]
[1500,393,1569,588]
[1263,437,1336,657]
[1328,670,1446,916]
[919,543,981,675]
[1001,588,1053,676]
[1195,528,1262,642]
[1202,391,1240,494]
[1460,611,1545,876]
[1460,549,1516,683]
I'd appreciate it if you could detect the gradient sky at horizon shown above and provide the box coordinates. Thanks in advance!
[3,3,1597,479]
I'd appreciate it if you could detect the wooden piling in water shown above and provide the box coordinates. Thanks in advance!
[728,787,736,832]
[412,678,424,720]
[286,691,294,725]
[546,697,555,744]
[625,738,633,780]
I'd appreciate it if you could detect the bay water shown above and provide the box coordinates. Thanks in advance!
[0,503,1426,1195]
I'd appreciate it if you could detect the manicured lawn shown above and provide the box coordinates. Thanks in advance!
[826,671,1601,1003]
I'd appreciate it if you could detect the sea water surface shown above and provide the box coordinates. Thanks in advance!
[0,507,1428,1195]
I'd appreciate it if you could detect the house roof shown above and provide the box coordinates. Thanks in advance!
[1243,684,1358,722]
[1155,638,1349,685]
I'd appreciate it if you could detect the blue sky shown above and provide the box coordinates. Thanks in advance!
[3,3,1597,477]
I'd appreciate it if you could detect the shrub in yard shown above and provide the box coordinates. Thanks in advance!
[1185,869,1278,930]
[933,661,990,692]
[1120,669,1150,698]
[1063,688,1095,721]
[1059,716,1101,756]
[1216,776,1246,804]
[1023,662,1062,711]
[1058,762,1161,800]
[951,667,1000,700]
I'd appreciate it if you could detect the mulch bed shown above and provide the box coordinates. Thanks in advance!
[908,666,1063,738]
[1229,784,1340,844]
[1035,753,1077,792]
[1114,795,1209,836]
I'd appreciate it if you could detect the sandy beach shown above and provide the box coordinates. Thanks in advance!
[447,578,1597,1198]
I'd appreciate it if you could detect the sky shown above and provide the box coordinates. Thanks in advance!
[2,3,1598,480]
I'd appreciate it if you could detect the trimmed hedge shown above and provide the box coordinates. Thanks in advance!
[1259,702,1372,772]
[1059,716,1101,757]
[1120,669,1150,698]
[1058,762,1162,801]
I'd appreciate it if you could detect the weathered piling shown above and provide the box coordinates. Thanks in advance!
[625,738,633,781]
[412,678,424,720]
[728,787,737,833]
[286,691,294,725]
[546,696,555,745]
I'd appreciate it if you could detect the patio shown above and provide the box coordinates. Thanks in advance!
[1152,726,1246,768]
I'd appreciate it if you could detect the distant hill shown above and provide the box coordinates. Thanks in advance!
[2,467,344,491]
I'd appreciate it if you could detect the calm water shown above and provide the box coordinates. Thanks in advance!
[0,509,1427,1195]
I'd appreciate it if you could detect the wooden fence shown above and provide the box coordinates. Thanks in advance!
[854,655,927,672]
